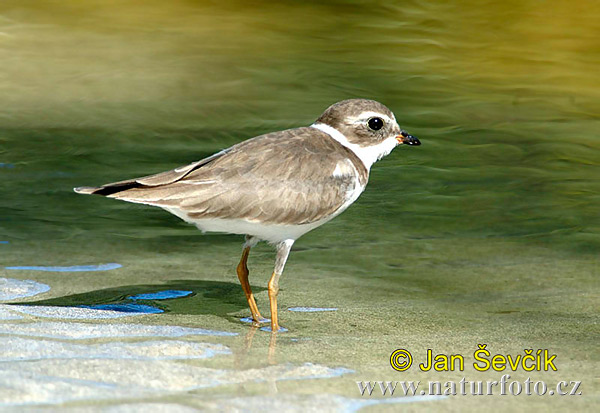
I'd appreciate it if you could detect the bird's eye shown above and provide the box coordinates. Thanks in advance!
[368,117,384,131]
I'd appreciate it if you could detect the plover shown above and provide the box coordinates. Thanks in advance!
[75,99,420,332]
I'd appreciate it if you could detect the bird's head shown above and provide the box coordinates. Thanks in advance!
[312,99,420,169]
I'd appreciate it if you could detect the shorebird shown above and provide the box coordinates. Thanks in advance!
[75,99,420,332]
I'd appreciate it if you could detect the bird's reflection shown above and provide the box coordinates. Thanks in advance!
[230,324,280,396]
[268,331,277,363]
[235,323,279,367]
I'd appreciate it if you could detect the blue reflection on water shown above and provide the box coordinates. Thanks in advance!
[288,307,338,312]
[82,303,163,314]
[129,290,193,300]
[0,278,51,301]
[5,263,122,272]
[240,316,270,324]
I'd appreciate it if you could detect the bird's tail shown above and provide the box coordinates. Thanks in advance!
[73,180,142,197]
[72,151,229,198]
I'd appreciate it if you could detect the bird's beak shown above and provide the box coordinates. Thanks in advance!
[396,130,421,146]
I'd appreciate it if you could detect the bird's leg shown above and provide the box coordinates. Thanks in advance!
[236,236,264,323]
[268,239,294,332]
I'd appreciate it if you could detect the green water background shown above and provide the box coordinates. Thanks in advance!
[1,1,598,411]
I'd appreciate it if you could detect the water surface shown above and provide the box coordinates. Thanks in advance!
[0,1,598,411]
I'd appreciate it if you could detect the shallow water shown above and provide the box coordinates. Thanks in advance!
[1,0,598,411]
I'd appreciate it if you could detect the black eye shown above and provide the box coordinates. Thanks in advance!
[368,117,384,131]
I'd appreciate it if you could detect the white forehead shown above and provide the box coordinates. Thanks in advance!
[344,110,396,125]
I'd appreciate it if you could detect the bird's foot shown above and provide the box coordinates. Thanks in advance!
[240,316,270,325]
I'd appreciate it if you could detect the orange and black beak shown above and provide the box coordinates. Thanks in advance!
[396,130,421,146]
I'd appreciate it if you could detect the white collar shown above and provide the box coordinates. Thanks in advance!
[311,123,398,170]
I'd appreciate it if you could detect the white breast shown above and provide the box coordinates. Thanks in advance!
[311,123,398,170]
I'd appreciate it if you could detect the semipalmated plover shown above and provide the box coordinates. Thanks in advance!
[75,99,420,332]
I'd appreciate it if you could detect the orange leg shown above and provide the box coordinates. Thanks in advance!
[268,271,281,332]
[236,245,265,323]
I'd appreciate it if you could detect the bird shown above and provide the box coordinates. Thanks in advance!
[74,99,421,332]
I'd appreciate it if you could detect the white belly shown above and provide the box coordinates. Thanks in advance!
[163,209,329,243]
[194,217,328,243]
[162,183,364,243]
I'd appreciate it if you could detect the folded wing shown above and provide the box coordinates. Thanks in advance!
[75,128,366,225]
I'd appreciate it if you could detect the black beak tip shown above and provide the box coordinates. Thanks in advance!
[402,133,421,146]
[407,136,421,146]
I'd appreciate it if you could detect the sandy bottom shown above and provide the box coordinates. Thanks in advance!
[0,274,444,412]
[0,234,597,412]
[0,301,439,411]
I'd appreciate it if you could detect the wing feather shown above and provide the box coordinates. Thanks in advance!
[78,128,368,225]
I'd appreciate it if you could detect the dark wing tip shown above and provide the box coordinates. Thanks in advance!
[74,182,142,196]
